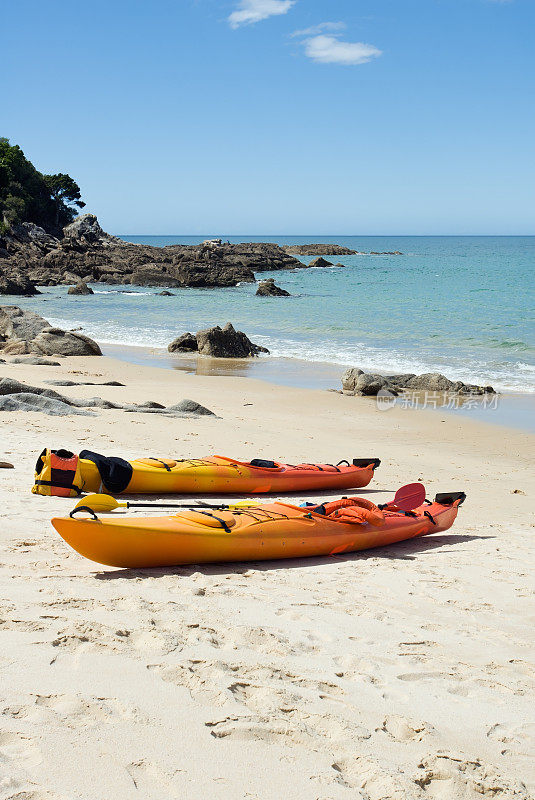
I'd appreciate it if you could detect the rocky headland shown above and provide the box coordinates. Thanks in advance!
[0,214,306,292]
[284,244,403,256]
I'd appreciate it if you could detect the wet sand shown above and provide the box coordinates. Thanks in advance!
[102,342,535,433]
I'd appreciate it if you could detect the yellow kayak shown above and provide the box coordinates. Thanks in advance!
[51,491,465,568]
[33,448,380,497]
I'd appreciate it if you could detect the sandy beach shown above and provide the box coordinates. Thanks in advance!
[1,354,534,800]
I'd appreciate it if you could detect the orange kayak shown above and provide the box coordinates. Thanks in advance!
[51,491,465,568]
[33,450,380,497]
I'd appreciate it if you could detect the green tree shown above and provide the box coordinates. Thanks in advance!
[43,173,85,228]
[0,138,85,235]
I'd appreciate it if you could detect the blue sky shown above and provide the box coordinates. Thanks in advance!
[4,0,534,234]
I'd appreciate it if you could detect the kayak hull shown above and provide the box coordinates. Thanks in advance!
[51,498,462,569]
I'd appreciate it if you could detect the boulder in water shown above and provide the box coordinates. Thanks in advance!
[308,257,333,268]
[256,278,290,297]
[195,322,269,358]
[68,281,94,295]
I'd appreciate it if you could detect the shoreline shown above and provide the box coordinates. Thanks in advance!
[101,341,535,434]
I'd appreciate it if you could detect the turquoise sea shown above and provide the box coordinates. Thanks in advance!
[13,236,535,394]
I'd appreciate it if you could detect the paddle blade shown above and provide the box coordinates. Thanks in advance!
[393,483,426,511]
[74,493,123,513]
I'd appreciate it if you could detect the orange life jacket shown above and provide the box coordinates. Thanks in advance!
[321,497,384,527]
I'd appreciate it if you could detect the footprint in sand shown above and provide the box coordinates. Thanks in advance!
[126,759,184,794]
[378,714,433,742]
[0,729,43,771]
[206,710,371,749]
[227,681,301,715]
[32,693,145,728]
[0,618,47,633]
[49,622,134,657]
[414,751,532,799]
[147,661,231,706]
[331,754,412,797]
[148,658,346,709]
[487,722,535,757]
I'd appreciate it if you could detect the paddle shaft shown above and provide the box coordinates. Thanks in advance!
[123,501,229,510]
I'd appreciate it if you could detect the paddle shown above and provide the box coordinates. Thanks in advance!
[380,482,426,512]
[73,493,260,514]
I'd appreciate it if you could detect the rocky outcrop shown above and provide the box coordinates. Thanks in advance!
[342,367,495,396]
[0,269,40,296]
[308,257,334,268]
[284,244,357,256]
[256,278,290,297]
[0,393,95,416]
[0,378,217,417]
[284,244,404,256]
[11,357,61,366]
[168,333,198,353]
[62,214,109,243]
[0,214,304,289]
[0,306,101,356]
[284,244,403,256]
[67,281,94,295]
[0,307,50,341]
[168,323,269,358]
[167,399,215,416]
[342,370,394,397]
[370,251,403,255]
[31,327,102,357]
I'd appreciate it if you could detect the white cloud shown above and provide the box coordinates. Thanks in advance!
[303,34,382,65]
[290,21,346,38]
[228,0,296,29]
